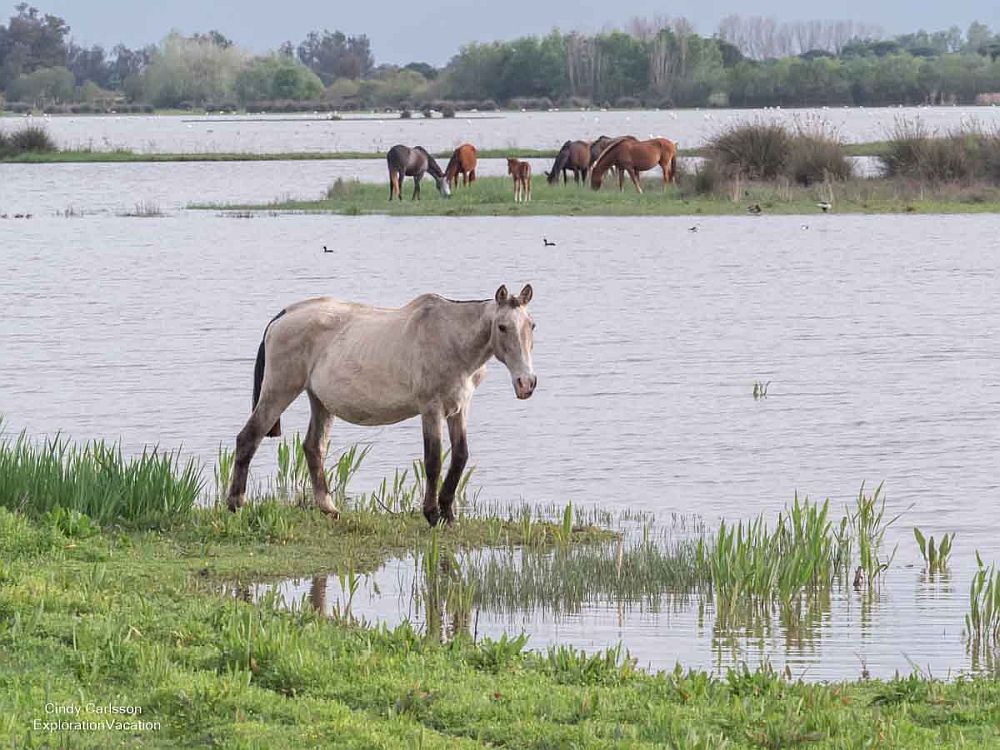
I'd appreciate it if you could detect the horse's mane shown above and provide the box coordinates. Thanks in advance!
[415,146,445,178]
[590,136,638,179]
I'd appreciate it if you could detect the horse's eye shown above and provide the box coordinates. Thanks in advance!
[498,324,508,333]
[531,323,537,331]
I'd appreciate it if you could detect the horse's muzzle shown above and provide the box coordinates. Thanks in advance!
[515,375,537,400]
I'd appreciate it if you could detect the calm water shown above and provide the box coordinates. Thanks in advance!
[10,106,1000,153]
[2,114,1000,678]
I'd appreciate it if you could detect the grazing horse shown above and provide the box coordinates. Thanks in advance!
[444,143,478,189]
[507,158,532,203]
[387,144,451,200]
[226,285,538,527]
[545,140,591,185]
[590,136,677,193]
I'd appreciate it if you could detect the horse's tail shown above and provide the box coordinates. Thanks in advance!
[669,150,677,183]
[252,309,286,438]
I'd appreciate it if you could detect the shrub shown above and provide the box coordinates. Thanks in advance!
[441,104,456,118]
[786,124,853,185]
[0,124,57,156]
[707,121,791,180]
[399,108,412,119]
[876,119,1000,183]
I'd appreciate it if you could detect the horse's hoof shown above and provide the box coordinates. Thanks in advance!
[319,505,340,520]
[227,495,245,513]
[423,507,441,527]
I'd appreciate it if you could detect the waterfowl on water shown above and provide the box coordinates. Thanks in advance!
[543,238,556,247]
[817,201,832,213]
[323,245,333,253]
[747,203,762,215]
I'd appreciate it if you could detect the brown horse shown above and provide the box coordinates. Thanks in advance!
[545,140,591,185]
[444,143,478,189]
[507,158,532,203]
[591,136,677,193]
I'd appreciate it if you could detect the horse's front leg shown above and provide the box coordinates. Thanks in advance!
[629,168,643,194]
[439,408,469,525]
[412,175,421,200]
[421,411,444,526]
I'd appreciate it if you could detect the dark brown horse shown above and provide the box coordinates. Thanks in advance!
[590,136,677,193]
[589,135,617,166]
[387,144,451,200]
[545,140,591,185]
[444,143,478,189]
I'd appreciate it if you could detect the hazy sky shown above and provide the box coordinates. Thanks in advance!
[28,1,1000,65]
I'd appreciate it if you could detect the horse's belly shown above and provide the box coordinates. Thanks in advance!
[334,401,419,426]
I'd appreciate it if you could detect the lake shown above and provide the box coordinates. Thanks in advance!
[2,110,999,680]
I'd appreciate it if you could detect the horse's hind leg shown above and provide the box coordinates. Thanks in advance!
[629,168,643,194]
[304,391,338,517]
[227,383,301,511]
[420,411,444,526]
[439,407,469,525]
[412,176,421,200]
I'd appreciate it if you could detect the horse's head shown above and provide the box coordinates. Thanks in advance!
[492,284,536,400]
[591,170,604,190]
[435,175,452,198]
[506,158,518,175]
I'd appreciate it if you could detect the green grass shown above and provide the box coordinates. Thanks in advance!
[193,174,1000,217]
[3,429,1000,747]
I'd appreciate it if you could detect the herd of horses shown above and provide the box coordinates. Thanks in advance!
[386,135,678,201]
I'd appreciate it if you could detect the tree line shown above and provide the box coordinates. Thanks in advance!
[2,3,1000,112]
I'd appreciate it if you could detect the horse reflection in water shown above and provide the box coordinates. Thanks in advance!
[307,568,475,643]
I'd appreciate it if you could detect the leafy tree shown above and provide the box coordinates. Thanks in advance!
[0,3,70,87]
[6,64,72,104]
[235,55,323,101]
[296,30,373,83]
[139,32,244,106]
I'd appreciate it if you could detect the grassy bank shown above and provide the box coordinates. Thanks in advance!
[2,430,1000,748]
[194,174,1000,217]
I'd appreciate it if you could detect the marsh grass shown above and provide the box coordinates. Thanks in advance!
[119,200,164,217]
[707,119,852,186]
[0,429,202,527]
[880,119,1000,184]
[0,123,56,157]
[966,552,1000,650]
[914,527,954,574]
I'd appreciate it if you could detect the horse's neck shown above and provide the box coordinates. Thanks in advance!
[450,301,495,372]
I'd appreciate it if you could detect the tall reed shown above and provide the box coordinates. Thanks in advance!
[0,430,202,527]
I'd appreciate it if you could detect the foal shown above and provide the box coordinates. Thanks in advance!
[507,158,532,203]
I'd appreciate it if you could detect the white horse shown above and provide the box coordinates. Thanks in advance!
[227,285,537,526]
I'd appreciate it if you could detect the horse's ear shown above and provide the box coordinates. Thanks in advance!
[495,285,509,304]
[518,284,533,305]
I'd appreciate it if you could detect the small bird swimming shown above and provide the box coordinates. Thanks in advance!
[688,226,699,232]
[747,203,762,215]
[543,238,556,247]
[323,245,333,253]
[817,201,832,213]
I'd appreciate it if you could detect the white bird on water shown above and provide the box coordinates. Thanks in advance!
[816,201,832,213]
